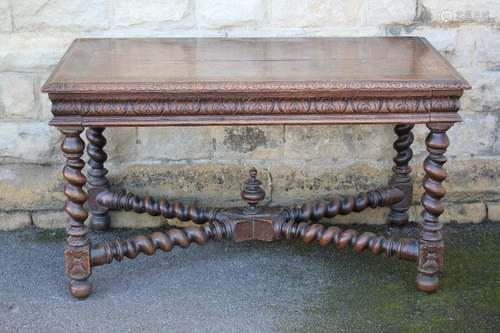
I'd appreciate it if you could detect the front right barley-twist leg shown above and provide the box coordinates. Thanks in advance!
[417,123,452,293]
[60,128,92,299]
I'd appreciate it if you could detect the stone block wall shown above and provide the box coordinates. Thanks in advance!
[0,0,499,229]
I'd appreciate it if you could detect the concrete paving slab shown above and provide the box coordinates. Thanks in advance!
[0,224,499,332]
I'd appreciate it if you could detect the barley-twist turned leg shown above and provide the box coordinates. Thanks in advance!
[416,123,452,292]
[60,128,92,299]
[86,127,111,231]
[388,124,414,226]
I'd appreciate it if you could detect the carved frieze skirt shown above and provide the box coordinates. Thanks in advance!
[49,95,460,116]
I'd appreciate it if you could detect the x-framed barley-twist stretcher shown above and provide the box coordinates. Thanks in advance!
[42,37,470,299]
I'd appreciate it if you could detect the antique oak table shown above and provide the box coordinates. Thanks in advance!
[42,37,470,299]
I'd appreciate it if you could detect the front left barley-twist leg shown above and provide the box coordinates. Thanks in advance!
[60,128,92,299]
[86,128,110,231]
[416,123,452,293]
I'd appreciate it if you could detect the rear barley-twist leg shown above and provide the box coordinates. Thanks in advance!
[388,124,414,226]
[86,128,110,231]
[416,123,452,292]
[60,128,92,299]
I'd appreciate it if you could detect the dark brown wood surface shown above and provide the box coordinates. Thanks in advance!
[46,38,467,298]
[43,37,469,94]
[42,37,470,126]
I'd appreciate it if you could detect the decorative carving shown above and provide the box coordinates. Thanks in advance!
[49,96,461,116]
[418,242,444,274]
[97,190,218,224]
[350,97,383,112]
[65,247,91,280]
[60,128,92,299]
[313,97,348,112]
[86,128,110,231]
[241,168,266,214]
[284,187,404,223]
[91,223,229,266]
[388,124,414,225]
[416,123,452,293]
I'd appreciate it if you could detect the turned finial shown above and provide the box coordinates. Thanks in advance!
[241,167,266,214]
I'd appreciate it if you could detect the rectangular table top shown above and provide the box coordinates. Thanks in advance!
[42,37,470,127]
[42,37,469,94]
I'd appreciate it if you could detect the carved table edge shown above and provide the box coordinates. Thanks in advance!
[42,79,471,94]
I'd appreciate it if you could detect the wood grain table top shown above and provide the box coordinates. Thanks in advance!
[42,37,470,95]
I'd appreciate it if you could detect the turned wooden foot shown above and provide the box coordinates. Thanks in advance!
[60,128,93,299]
[416,274,440,293]
[388,124,414,226]
[416,123,452,293]
[69,280,93,299]
[86,127,111,231]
